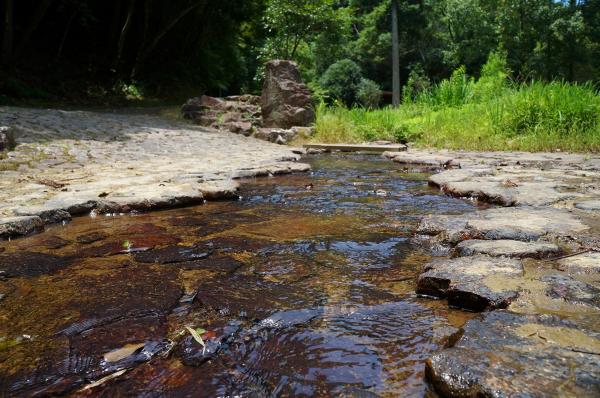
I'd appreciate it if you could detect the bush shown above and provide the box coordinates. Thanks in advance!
[357,79,381,109]
[319,59,363,106]
[402,64,431,104]
[474,51,510,100]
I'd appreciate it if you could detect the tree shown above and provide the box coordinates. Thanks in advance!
[1,0,13,65]
[319,59,363,105]
[262,0,338,60]
[391,0,400,106]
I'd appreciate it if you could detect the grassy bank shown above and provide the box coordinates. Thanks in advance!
[313,56,600,152]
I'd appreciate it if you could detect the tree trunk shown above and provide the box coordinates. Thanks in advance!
[391,0,400,107]
[15,0,54,59]
[131,0,204,78]
[2,0,14,66]
[113,0,136,70]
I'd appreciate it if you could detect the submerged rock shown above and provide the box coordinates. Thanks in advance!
[133,244,213,264]
[426,311,600,397]
[417,255,523,311]
[542,273,600,309]
[0,252,73,277]
[177,321,242,366]
[76,231,108,244]
[455,239,560,259]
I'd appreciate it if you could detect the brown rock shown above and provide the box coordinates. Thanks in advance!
[261,60,315,129]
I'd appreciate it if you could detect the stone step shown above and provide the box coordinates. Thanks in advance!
[303,143,407,153]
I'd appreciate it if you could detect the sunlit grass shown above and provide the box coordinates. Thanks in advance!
[313,81,600,152]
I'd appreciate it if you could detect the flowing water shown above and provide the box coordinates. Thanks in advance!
[0,154,481,397]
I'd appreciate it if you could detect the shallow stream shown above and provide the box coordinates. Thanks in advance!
[0,154,482,397]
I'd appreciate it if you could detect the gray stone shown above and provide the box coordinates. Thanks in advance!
[15,206,72,224]
[417,255,523,311]
[542,273,600,309]
[558,252,600,274]
[426,311,600,398]
[455,239,560,258]
[0,216,44,239]
[466,207,588,242]
[575,200,600,211]
[383,151,459,167]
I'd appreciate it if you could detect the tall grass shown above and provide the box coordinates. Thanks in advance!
[313,55,600,152]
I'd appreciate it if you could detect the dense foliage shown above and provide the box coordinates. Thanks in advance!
[0,0,266,103]
[1,0,600,109]
[314,52,600,151]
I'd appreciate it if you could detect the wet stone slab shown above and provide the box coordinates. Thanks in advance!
[558,251,600,274]
[455,239,560,259]
[416,207,589,249]
[0,252,74,278]
[542,273,600,309]
[133,244,213,264]
[426,311,600,397]
[417,255,523,311]
[0,265,183,396]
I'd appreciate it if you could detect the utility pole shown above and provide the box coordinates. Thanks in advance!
[391,0,400,107]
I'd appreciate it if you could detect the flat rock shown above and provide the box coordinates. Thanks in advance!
[383,151,458,167]
[15,206,72,224]
[558,251,600,274]
[466,208,589,241]
[455,239,560,258]
[426,311,600,397]
[0,252,73,277]
[76,231,108,244]
[0,106,311,239]
[0,216,44,239]
[417,255,523,311]
[575,200,600,211]
[415,207,588,251]
[303,144,408,153]
[133,244,213,264]
[542,273,600,309]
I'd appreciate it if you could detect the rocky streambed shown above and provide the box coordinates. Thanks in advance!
[384,149,600,397]
[1,119,599,396]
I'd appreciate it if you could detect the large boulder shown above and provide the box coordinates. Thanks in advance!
[261,60,315,129]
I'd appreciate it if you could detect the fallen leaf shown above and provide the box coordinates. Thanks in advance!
[80,369,127,391]
[103,343,145,362]
[185,326,206,354]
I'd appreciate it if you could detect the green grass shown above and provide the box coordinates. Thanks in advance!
[314,50,600,152]
[313,81,600,152]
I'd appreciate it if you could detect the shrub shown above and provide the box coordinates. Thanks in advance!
[402,64,431,104]
[319,59,363,106]
[357,79,381,109]
[428,66,475,107]
[474,50,510,100]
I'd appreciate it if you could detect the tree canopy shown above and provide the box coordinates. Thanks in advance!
[1,0,599,103]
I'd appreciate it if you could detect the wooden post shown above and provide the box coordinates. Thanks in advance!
[391,0,400,107]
